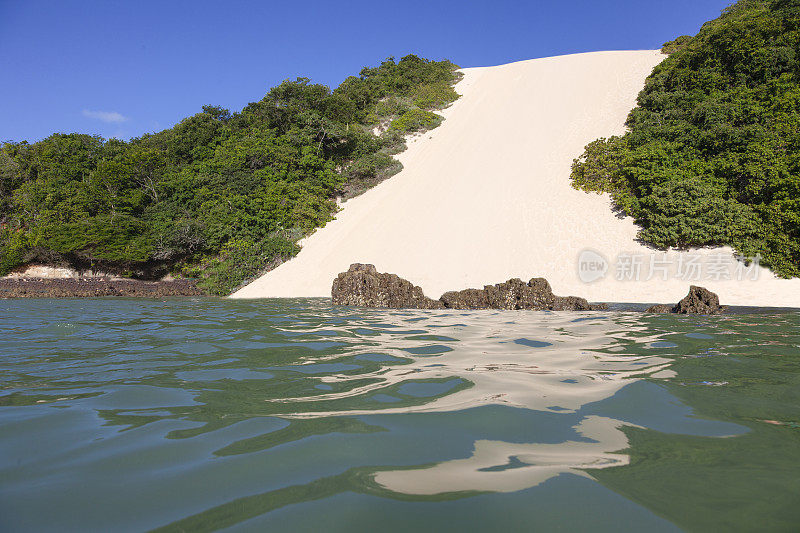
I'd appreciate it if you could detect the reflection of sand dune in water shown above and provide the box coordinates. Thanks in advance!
[266,311,673,496]
[374,416,633,495]
[271,310,673,418]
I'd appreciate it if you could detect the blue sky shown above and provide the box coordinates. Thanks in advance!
[0,0,732,143]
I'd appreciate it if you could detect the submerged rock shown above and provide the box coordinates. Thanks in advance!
[332,265,607,311]
[331,264,444,309]
[646,286,724,314]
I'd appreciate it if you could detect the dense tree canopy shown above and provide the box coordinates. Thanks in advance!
[572,0,800,277]
[0,55,461,294]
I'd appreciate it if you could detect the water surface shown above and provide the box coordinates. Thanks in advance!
[1,298,799,531]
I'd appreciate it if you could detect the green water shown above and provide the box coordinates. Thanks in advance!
[1,299,799,532]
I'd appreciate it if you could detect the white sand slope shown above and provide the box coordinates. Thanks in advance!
[233,50,800,307]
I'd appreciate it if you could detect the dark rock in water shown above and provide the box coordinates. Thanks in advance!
[645,304,674,314]
[439,287,489,309]
[332,265,607,311]
[488,278,551,309]
[331,264,444,309]
[443,278,538,309]
[442,277,606,311]
[551,296,606,311]
[646,286,724,314]
[675,285,723,314]
[442,278,540,310]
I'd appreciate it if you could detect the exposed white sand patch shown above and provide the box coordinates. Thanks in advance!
[2,265,121,280]
[3,265,79,279]
[233,50,800,306]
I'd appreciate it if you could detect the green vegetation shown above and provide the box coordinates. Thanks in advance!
[389,107,443,133]
[572,0,800,277]
[0,55,461,294]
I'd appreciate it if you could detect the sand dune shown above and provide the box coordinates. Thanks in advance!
[233,50,800,306]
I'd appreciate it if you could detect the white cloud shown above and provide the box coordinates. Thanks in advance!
[82,109,128,123]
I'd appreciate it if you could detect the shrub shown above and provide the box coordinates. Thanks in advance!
[0,229,30,276]
[412,83,460,110]
[194,237,299,296]
[374,97,410,119]
[661,35,693,54]
[389,108,442,133]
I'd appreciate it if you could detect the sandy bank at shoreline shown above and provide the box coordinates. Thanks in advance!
[233,50,800,307]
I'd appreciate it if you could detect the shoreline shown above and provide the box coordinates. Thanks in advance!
[1,284,796,312]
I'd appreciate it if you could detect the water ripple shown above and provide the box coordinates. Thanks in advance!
[1,298,798,531]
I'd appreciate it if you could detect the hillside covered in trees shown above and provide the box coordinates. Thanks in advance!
[0,55,461,294]
[572,0,800,277]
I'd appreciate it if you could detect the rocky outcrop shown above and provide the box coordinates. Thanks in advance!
[441,277,607,311]
[332,264,607,311]
[0,278,203,298]
[646,285,724,314]
[331,264,444,309]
